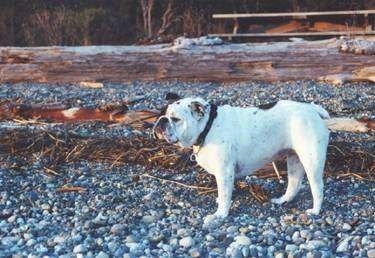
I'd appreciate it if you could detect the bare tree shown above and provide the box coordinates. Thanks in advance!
[140,0,154,38]
[157,0,174,36]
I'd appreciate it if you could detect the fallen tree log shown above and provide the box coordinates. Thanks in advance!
[0,100,159,124]
[1,38,375,83]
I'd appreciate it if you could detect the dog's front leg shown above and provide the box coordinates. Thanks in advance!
[204,166,234,226]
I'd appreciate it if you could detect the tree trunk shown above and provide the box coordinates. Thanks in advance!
[0,38,375,83]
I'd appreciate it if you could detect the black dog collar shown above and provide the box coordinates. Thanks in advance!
[194,104,218,147]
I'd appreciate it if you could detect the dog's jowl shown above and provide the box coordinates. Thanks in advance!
[153,95,330,226]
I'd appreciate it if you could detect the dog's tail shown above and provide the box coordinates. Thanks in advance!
[325,117,374,133]
[311,103,374,133]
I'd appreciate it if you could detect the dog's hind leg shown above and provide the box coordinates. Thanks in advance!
[297,151,326,215]
[271,154,305,204]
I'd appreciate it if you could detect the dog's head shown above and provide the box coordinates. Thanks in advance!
[153,93,210,148]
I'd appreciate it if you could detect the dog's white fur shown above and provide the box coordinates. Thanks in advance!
[154,97,330,226]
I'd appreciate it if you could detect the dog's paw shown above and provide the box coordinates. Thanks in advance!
[305,208,320,215]
[203,213,225,229]
[271,197,286,205]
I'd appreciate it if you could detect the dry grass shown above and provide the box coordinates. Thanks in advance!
[0,126,373,202]
[1,127,373,178]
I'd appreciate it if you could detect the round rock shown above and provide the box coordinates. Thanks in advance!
[179,236,194,248]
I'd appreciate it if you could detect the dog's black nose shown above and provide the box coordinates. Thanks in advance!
[158,117,169,128]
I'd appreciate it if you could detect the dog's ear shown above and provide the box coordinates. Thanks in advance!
[190,101,206,119]
[165,92,181,104]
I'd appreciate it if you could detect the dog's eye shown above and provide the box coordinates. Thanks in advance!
[171,117,181,123]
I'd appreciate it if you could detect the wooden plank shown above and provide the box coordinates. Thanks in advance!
[312,21,363,32]
[266,21,308,33]
[213,10,375,19]
[209,31,375,37]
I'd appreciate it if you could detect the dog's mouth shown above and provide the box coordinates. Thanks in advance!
[153,125,178,144]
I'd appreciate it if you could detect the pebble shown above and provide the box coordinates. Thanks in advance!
[141,215,156,224]
[206,234,215,241]
[368,249,375,258]
[342,223,352,231]
[300,229,312,240]
[336,237,351,253]
[227,225,239,233]
[234,235,251,245]
[325,217,334,225]
[41,203,50,210]
[285,244,298,253]
[179,236,194,248]
[189,248,200,257]
[95,251,109,258]
[3,236,19,248]
[305,240,327,250]
[274,252,285,258]
[177,228,190,237]
[110,224,126,235]
[73,244,87,254]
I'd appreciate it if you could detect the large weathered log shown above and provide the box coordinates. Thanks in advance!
[0,38,375,83]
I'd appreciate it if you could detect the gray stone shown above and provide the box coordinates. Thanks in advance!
[306,251,321,258]
[1,236,18,246]
[235,235,251,246]
[53,235,66,244]
[125,235,137,243]
[226,244,242,258]
[110,224,126,235]
[292,231,302,244]
[325,217,333,225]
[241,246,250,257]
[189,248,200,257]
[41,203,51,210]
[367,249,375,258]
[179,236,194,248]
[177,228,190,237]
[161,244,172,252]
[274,252,285,258]
[141,215,155,224]
[285,244,298,253]
[306,240,327,250]
[95,251,109,258]
[7,215,16,223]
[227,225,239,233]
[107,242,118,253]
[342,223,352,232]
[26,239,36,247]
[336,237,351,253]
[300,230,312,240]
[267,246,276,256]
[35,244,48,253]
[239,227,249,234]
[73,244,88,254]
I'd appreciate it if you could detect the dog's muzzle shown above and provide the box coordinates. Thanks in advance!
[153,116,169,139]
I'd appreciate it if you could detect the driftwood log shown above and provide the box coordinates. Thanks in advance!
[0,100,159,124]
[1,38,375,83]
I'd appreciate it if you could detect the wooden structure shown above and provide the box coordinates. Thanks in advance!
[210,10,375,38]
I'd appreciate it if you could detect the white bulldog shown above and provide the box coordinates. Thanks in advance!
[153,94,330,225]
